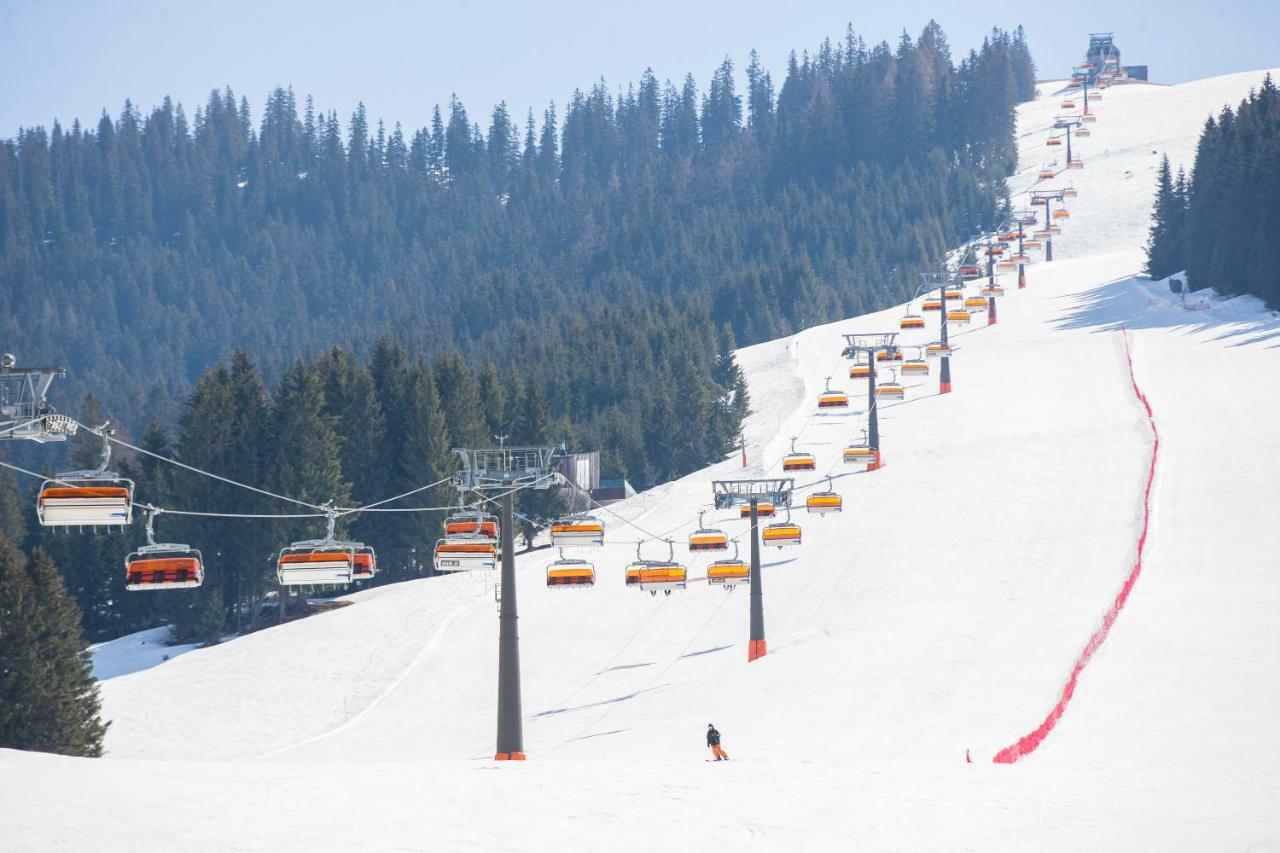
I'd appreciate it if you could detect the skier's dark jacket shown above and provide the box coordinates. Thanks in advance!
[706,727,721,747]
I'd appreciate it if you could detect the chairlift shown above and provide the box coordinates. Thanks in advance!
[1082,114,1097,123]
[1075,127,1091,137]
[964,296,989,311]
[1063,187,1079,198]
[843,429,876,465]
[38,479,134,528]
[1053,209,1070,219]
[1046,137,1062,146]
[740,501,776,518]
[1067,159,1084,170]
[625,540,687,596]
[806,477,842,516]
[1038,169,1055,179]
[546,550,596,589]
[1060,100,1076,109]
[958,265,982,280]
[1010,253,1031,263]
[899,313,925,330]
[922,297,943,311]
[37,428,134,528]
[987,245,1005,256]
[981,283,1005,297]
[782,436,816,471]
[688,509,730,552]
[550,514,605,549]
[946,309,972,325]
[1031,197,1049,206]
[945,286,965,300]
[817,376,850,409]
[901,348,930,375]
[707,542,750,589]
[124,508,203,591]
[762,508,802,549]
[277,507,375,585]
[444,510,498,540]
[849,349,871,379]
[924,342,952,359]
[875,348,904,362]
[874,368,906,401]
[1023,239,1043,249]
[432,535,498,572]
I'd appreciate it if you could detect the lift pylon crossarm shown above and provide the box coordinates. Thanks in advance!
[0,355,74,443]
[712,478,795,511]
[841,333,899,360]
[452,444,563,491]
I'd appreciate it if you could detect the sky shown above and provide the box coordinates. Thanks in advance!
[2,0,1278,137]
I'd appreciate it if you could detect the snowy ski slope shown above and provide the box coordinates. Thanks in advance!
[2,69,1279,852]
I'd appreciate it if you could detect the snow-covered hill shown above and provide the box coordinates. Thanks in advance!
[3,69,1279,852]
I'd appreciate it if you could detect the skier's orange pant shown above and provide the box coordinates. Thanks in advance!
[711,744,728,760]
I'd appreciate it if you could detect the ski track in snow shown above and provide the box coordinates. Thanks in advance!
[3,69,1280,853]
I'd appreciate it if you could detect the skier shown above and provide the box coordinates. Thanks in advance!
[707,724,729,761]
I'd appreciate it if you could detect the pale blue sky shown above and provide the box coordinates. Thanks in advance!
[2,0,1277,137]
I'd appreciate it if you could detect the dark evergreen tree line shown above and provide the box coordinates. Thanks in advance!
[1148,74,1280,304]
[2,22,1032,453]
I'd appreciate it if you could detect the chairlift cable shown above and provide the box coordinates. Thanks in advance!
[334,475,455,515]
[140,506,328,520]
[0,415,51,439]
[0,457,82,487]
[77,420,328,512]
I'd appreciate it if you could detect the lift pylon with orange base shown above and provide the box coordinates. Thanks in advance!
[922,271,954,394]
[713,479,795,663]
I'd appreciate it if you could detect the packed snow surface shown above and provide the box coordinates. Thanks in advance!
[3,70,1279,852]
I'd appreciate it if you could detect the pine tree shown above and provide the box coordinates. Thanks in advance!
[512,378,565,545]
[316,347,387,516]
[268,360,350,531]
[266,360,351,611]
[391,371,452,577]
[1146,155,1178,279]
[1010,26,1037,102]
[170,363,235,642]
[476,360,508,441]
[0,469,27,547]
[0,539,108,756]
[433,351,486,449]
[702,58,741,150]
